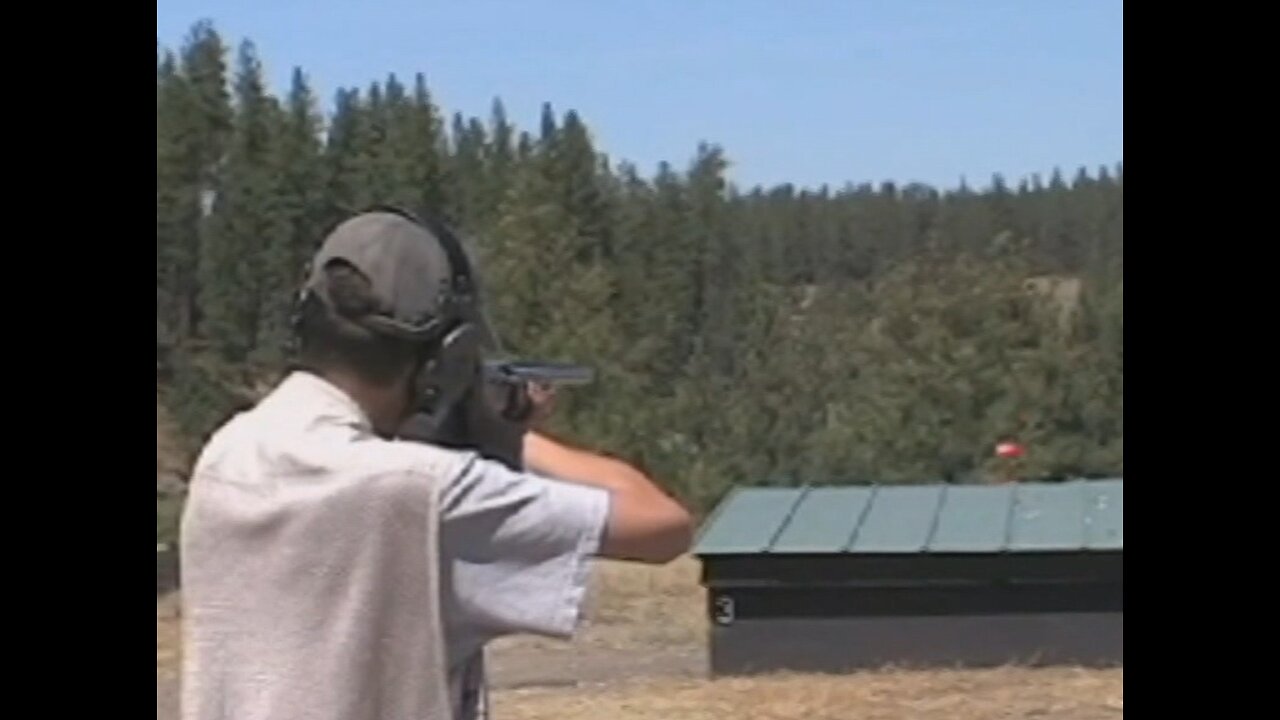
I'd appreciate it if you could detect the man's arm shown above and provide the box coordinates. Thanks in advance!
[522,431,692,564]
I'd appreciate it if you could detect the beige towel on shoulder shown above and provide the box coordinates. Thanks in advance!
[180,373,456,720]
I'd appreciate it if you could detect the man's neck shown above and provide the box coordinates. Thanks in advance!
[313,369,405,437]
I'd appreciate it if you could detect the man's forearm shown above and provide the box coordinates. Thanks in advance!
[523,431,648,494]
[523,429,691,562]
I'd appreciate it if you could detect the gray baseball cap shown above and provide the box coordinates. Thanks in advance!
[305,210,497,346]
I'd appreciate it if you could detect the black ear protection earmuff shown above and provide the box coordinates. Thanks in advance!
[289,204,492,428]
[364,205,489,425]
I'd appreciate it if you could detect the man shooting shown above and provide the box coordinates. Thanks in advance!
[179,209,693,720]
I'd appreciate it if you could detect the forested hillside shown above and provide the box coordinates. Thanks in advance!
[157,22,1122,540]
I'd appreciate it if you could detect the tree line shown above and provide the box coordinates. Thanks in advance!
[157,22,1123,532]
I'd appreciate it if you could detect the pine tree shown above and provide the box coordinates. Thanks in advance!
[516,131,534,163]
[325,88,379,216]
[262,67,327,362]
[642,161,700,380]
[157,50,200,359]
[485,98,516,213]
[180,21,233,188]
[169,21,233,344]
[361,81,394,203]
[199,41,289,364]
[685,144,735,373]
[539,102,558,146]
[484,160,622,446]
[279,67,325,255]
[547,110,612,258]
[405,74,449,216]
[447,112,487,229]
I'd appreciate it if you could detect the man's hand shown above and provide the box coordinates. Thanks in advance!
[399,376,560,471]
[525,382,557,427]
[400,378,528,470]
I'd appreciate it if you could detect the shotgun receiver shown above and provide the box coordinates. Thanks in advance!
[482,360,596,388]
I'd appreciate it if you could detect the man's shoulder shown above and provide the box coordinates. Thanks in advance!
[349,435,479,485]
[191,399,478,491]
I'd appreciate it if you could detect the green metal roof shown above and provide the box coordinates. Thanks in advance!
[693,478,1123,556]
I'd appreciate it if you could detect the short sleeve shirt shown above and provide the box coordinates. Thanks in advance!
[188,372,609,720]
[439,456,609,719]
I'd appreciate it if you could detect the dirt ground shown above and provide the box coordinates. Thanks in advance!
[495,668,1122,720]
[157,556,1122,719]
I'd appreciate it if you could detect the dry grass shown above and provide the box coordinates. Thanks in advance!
[494,554,708,654]
[157,592,182,681]
[158,555,1124,719]
[493,668,1123,720]
[587,555,706,639]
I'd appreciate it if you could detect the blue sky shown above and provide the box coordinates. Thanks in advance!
[156,0,1122,191]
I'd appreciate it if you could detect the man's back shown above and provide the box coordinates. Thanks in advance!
[181,373,465,720]
[178,209,691,720]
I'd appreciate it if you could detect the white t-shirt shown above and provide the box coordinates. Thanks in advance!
[439,427,609,719]
[181,372,609,720]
